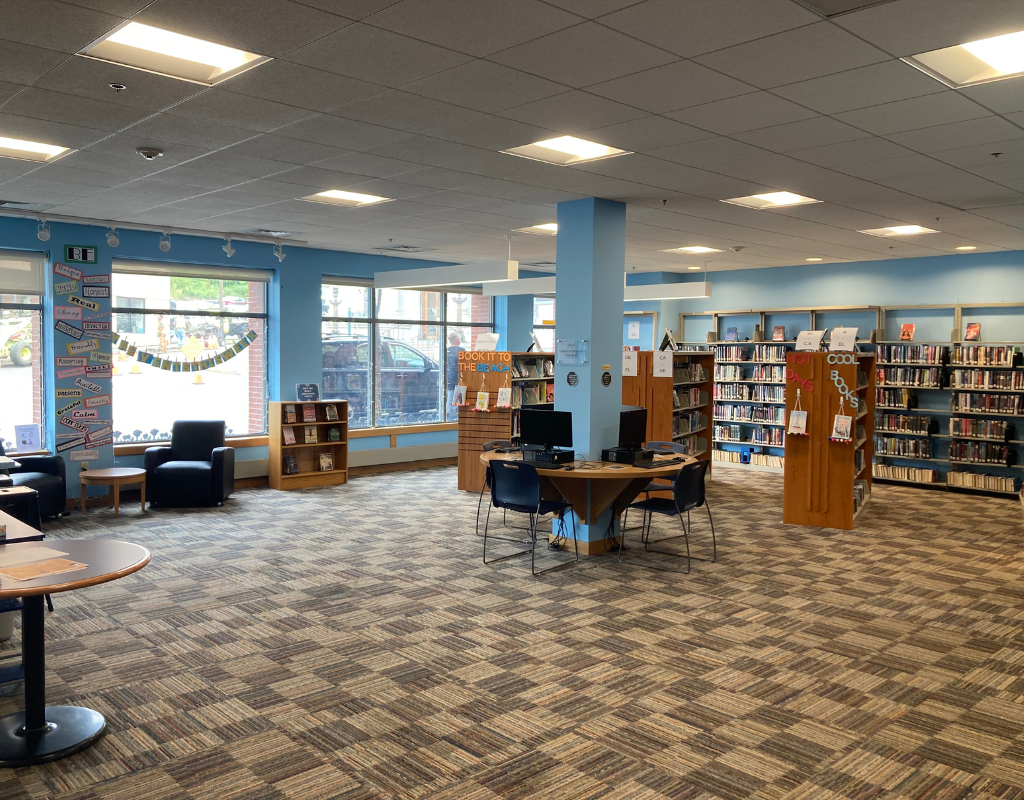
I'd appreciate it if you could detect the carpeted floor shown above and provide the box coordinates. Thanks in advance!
[2,466,1024,799]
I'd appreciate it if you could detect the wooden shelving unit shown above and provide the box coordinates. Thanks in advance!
[783,351,875,530]
[269,401,348,490]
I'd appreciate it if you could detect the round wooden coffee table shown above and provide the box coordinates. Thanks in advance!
[79,468,146,517]
[0,539,150,766]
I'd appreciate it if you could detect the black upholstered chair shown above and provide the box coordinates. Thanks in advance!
[0,442,66,521]
[144,421,235,507]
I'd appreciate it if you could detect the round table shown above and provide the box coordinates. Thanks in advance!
[0,539,150,767]
[480,452,694,525]
[79,468,147,517]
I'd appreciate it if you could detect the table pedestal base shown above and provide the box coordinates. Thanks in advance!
[0,706,106,767]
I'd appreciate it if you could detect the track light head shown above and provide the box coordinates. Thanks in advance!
[106,228,119,247]
[36,219,50,242]
[159,232,171,252]
[274,242,285,262]
[222,237,235,258]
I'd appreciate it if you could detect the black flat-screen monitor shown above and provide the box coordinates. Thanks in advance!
[619,406,647,450]
[519,409,572,450]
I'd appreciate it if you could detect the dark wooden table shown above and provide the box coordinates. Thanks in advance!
[0,539,150,767]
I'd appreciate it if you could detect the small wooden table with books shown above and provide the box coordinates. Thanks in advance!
[269,401,349,490]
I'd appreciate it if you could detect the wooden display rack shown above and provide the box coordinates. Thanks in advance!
[269,400,349,489]
[783,351,875,530]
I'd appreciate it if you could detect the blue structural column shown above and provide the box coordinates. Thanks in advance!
[555,198,626,544]
[493,294,534,352]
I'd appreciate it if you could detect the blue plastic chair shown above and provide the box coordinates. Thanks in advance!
[475,441,514,538]
[621,459,715,573]
[483,460,578,576]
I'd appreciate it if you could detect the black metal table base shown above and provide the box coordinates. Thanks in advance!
[0,595,106,767]
[0,706,105,767]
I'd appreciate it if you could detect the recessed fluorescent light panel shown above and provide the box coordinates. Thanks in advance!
[661,246,721,254]
[721,192,822,209]
[905,29,1024,88]
[501,136,631,166]
[514,223,558,235]
[79,21,270,85]
[686,266,703,270]
[806,257,823,262]
[859,225,938,237]
[0,136,71,163]
[300,190,392,208]
[956,245,977,251]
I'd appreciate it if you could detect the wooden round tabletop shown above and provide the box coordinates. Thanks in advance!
[480,450,693,478]
[0,539,150,599]
[79,468,146,485]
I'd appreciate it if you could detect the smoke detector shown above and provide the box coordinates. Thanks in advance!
[137,147,164,161]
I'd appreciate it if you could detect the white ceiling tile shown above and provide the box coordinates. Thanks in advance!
[295,0,410,18]
[771,60,946,115]
[169,90,319,134]
[734,117,871,152]
[833,0,1024,57]
[366,0,583,57]
[136,0,352,57]
[544,0,645,16]
[222,135,350,166]
[126,113,258,150]
[882,170,1024,210]
[574,153,764,197]
[588,60,753,114]
[839,154,953,180]
[666,92,817,135]
[387,166,480,189]
[0,0,119,53]
[2,87,152,132]
[0,40,69,87]
[789,137,916,168]
[403,62,568,114]
[960,80,1024,115]
[693,22,889,89]
[928,139,1024,169]
[363,135,485,167]
[0,112,107,150]
[334,91,481,133]
[967,203,1024,227]
[0,81,23,105]
[581,116,715,152]
[284,23,473,87]
[835,93,992,136]
[486,21,678,88]
[498,91,646,133]
[222,61,387,114]
[34,58,202,112]
[598,0,817,58]
[650,137,769,167]
[886,117,1024,153]
[273,114,412,151]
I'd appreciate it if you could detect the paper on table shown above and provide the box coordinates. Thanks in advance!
[0,558,88,582]
[0,547,70,569]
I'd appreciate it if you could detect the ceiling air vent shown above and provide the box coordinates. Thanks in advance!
[797,0,895,16]
[0,200,53,212]
[244,228,294,238]
[379,245,434,253]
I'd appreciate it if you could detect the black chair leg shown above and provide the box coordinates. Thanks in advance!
[618,509,690,573]
[45,595,53,613]
[475,481,487,537]
[531,509,579,577]
[706,501,716,563]
[483,503,530,565]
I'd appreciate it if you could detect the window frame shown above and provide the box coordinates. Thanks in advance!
[0,250,47,454]
[321,281,494,429]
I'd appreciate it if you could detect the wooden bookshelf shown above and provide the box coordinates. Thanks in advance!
[783,351,875,530]
[269,401,348,490]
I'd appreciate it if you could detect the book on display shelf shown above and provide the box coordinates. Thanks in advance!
[773,326,786,342]
[282,426,296,445]
[325,404,339,421]
[327,426,341,442]
[284,404,297,424]
[302,404,317,422]
[304,426,317,444]
[725,327,738,342]
[284,455,299,475]
[319,453,333,472]
[965,323,981,341]
[900,323,916,341]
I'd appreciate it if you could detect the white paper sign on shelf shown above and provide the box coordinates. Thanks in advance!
[829,327,858,352]
[475,332,499,351]
[627,320,640,340]
[795,330,826,352]
[622,350,638,377]
[652,350,672,378]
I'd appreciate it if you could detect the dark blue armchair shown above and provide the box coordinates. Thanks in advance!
[0,442,66,520]
[144,421,235,507]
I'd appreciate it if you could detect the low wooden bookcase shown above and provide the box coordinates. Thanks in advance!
[269,400,349,490]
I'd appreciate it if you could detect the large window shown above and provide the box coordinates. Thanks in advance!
[533,296,555,352]
[321,282,493,427]
[0,252,45,453]
[111,262,269,443]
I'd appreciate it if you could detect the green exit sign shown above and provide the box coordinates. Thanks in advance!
[64,245,97,264]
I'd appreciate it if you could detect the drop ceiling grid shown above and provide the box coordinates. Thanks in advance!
[0,0,1019,267]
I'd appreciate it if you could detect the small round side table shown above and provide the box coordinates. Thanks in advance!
[79,468,146,517]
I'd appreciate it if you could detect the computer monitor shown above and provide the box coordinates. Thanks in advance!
[619,406,647,450]
[519,409,572,450]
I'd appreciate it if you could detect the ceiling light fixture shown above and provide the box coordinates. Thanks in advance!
[483,276,556,296]
[300,189,392,208]
[514,223,558,236]
[859,225,938,236]
[375,261,518,291]
[722,192,822,209]
[686,265,702,270]
[624,282,712,301]
[501,136,631,166]
[106,228,119,247]
[956,245,977,251]
[159,232,171,252]
[806,257,823,262]
[274,242,286,263]
[222,237,235,258]
[78,21,271,86]
[661,246,721,254]
[905,29,1024,88]
[0,136,70,163]
[36,219,50,242]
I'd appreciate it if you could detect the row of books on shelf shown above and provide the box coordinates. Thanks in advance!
[673,388,706,410]
[876,344,949,365]
[674,411,706,437]
[511,357,554,379]
[714,423,788,445]
[872,463,938,483]
[951,345,1020,367]
[512,383,554,406]
[950,369,1024,391]
[713,404,786,425]
[283,425,342,445]
[855,448,866,476]
[284,403,342,423]
[875,435,930,458]
[282,452,336,474]
[951,393,1024,415]
[949,441,1014,465]
[712,449,784,468]
[950,417,1012,440]
[876,367,943,388]
[674,437,705,457]
[873,463,1019,492]
[875,413,935,434]
[853,479,869,514]
[876,388,915,408]
[752,365,785,382]
[715,365,745,382]
[675,363,708,383]
[714,344,789,363]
